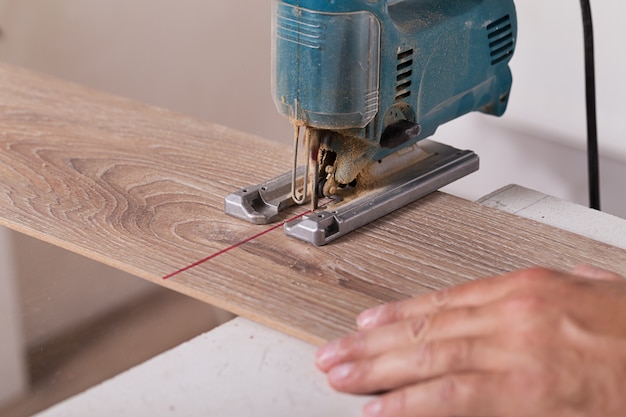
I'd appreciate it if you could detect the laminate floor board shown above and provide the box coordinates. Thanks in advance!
[1,63,625,345]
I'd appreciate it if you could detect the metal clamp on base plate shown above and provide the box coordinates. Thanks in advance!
[224,167,302,225]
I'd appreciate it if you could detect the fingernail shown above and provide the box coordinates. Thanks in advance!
[573,263,601,276]
[328,363,354,382]
[316,341,339,369]
[364,399,383,417]
[357,305,383,329]
[572,263,620,282]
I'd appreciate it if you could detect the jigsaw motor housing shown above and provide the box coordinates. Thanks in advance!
[272,0,517,154]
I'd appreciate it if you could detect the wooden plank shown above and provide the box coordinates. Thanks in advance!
[1,63,625,345]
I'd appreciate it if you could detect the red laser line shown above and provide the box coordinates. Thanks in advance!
[162,209,314,280]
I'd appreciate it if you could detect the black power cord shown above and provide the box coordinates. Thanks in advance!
[580,0,600,210]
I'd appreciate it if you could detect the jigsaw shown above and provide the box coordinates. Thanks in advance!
[225,0,517,245]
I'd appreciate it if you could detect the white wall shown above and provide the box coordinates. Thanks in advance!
[505,0,626,160]
[0,227,27,406]
[0,0,291,143]
[440,0,626,219]
[439,115,626,220]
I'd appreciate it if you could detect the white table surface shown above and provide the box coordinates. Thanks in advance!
[36,185,626,417]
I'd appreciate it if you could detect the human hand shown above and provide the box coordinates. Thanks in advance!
[316,266,626,417]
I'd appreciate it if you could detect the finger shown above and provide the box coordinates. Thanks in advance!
[317,304,497,372]
[357,267,557,330]
[326,337,508,395]
[572,263,623,282]
[361,372,509,417]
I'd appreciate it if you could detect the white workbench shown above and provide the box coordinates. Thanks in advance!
[35,185,626,417]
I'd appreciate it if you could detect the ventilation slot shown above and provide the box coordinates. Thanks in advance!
[395,48,414,101]
[487,15,514,65]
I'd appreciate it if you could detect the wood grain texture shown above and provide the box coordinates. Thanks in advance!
[1,63,625,345]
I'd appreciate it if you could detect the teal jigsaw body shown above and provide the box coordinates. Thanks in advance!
[222,0,519,244]
[272,0,517,163]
